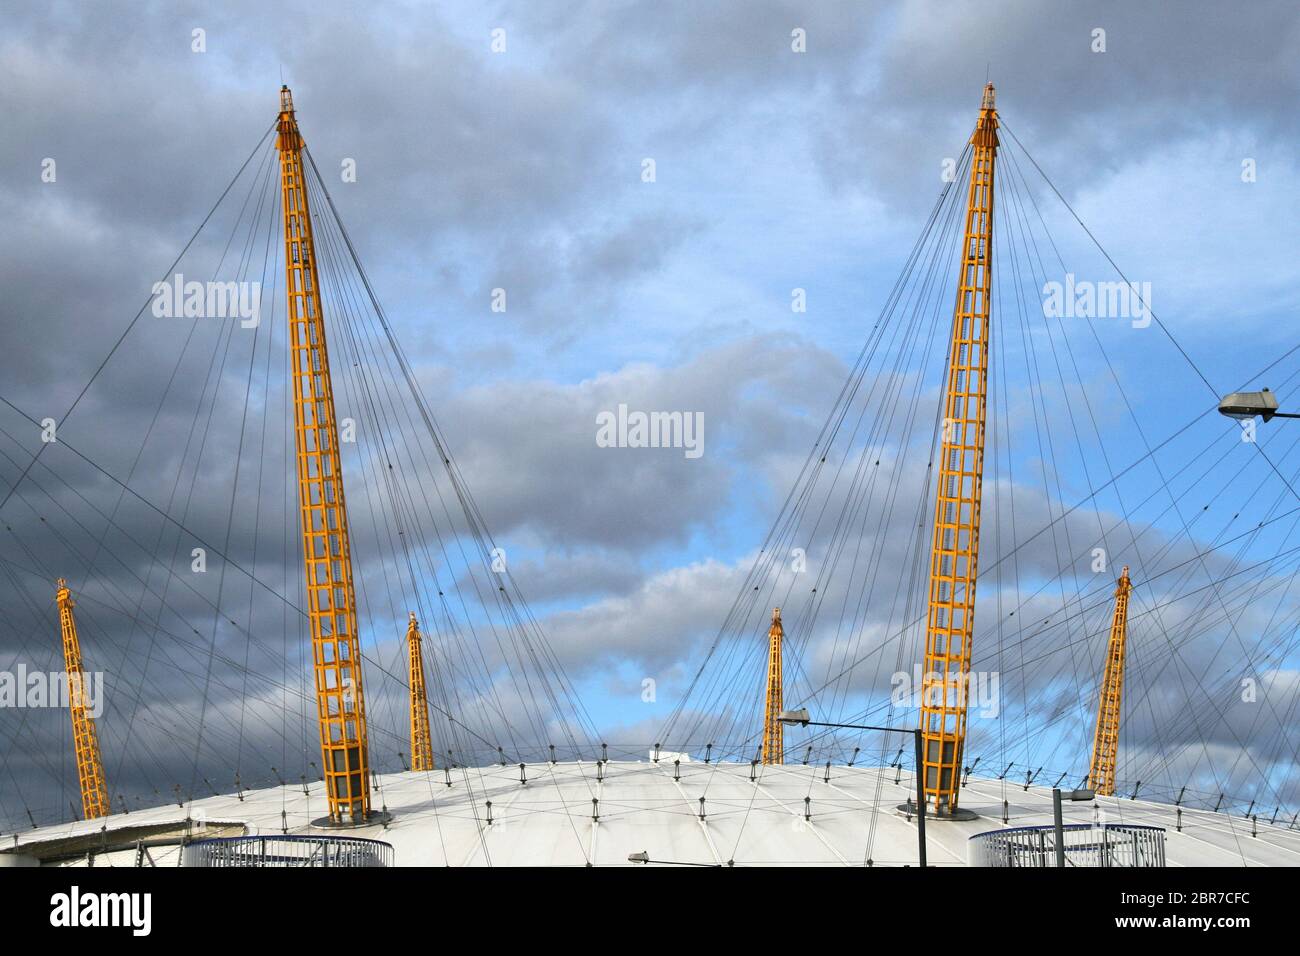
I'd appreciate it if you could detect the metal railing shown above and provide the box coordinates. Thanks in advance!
[969,823,1165,867]
[182,834,394,868]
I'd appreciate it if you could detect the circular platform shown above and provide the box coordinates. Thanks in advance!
[310,809,392,830]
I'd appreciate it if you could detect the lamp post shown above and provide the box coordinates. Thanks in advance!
[1218,388,1300,422]
[627,851,723,867]
[779,709,926,868]
[1051,787,1096,868]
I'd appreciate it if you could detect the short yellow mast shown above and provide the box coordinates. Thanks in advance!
[1088,567,1132,796]
[406,613,435,771]
[55,579,110,820]
[277,86,372,824]
[917,83,999,816]
[761,607,785,765]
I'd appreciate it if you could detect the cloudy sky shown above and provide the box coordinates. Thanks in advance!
[2,1,1300,824]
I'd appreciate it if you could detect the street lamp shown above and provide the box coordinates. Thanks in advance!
[1051,787,1096,868]
[1218,388,1300,422]
[627,850,723,867]
[779,710,926,868]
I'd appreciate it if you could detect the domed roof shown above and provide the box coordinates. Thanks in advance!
[8,759,1298,867]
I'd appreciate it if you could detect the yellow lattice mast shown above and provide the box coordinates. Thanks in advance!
[278,86,372,824]
[55,579,110,820]
[917,83,998,817]
[406,612,435,771]
[761,607,784,765]
[1088,566,1132,796]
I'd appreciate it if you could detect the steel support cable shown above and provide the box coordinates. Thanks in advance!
[790,474,1300,745]
[705,180,969,767]
[0,447,358,803]
[108,146,285,793]
[301,148,601,754]
[996,143,1286,796]
[657,149,974,744]
[804,162,973,735]
[0,196,315,806]
[236,181,284,778]
[772,162,989,768]
[305,178,588,768]
[990,269,1012,812]
[995,139,1300,814]
[0,429,316,756]
[995,177,1051,774]
[694,181,962,757]
[150,158,285,788]
[188,147,283,806]
[318,242,480,772]
[0,541,311,811]
[1001,160,1145,777]
[828,553,1300,813]
[1128,598,1300,805]
[69,137,278,648]
[0,418,325,710]
[306,153,566,790]
[986,544,1300,700]
[299,162,590,859]
[989,249,1019,808]
[980,406,1298,668]
[1223,523,1300,791]
[1002,119,1300,508]
[999,159,1109,727]
[0,123,276,522]
[0,389,475,765]
[1101,503,1300,809]
[794,235,960,758]
[674,150,974,754]
[306,199,462,768]
[998,184,1112,749]
[303,171,535,762]
[2,139,284,802]
[696,165,1008,761]
[307,186,526,796]
[1000,149,1178,778]
[911,539,1300,718]
[0,548,91,804]
[277,220,463,848]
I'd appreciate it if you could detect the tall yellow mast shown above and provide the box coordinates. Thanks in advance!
[1088,567,1132,796]
[761,607,784,765]
[917,83,998,816]
[406,612,435,771]
[277,86,372,824]
[55,579,110,820]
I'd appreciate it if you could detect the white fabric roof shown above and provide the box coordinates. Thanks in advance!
[11,760,1299,867]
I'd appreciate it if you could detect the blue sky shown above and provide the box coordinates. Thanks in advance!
[2,1,1300,821]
